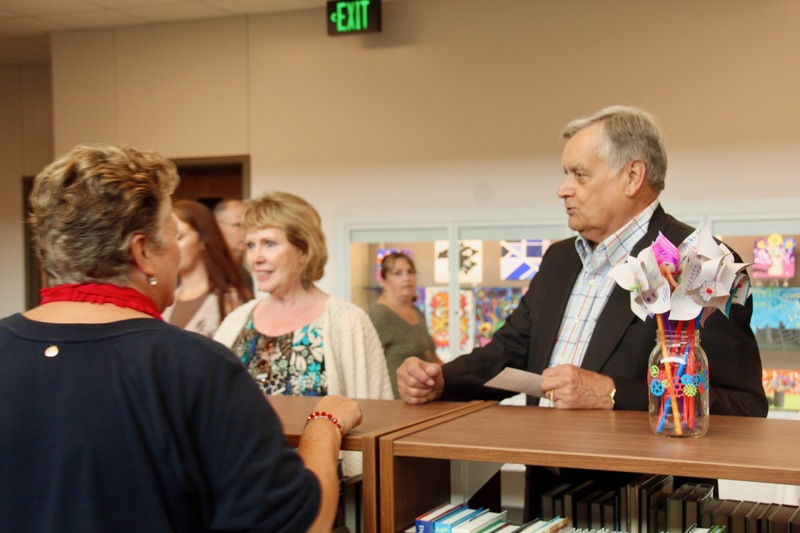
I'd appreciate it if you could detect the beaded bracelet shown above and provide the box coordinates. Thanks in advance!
[306,411,343,435]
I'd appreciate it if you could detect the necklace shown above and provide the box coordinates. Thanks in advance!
[39,283,163,320]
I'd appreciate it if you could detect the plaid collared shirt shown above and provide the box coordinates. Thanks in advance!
[548,200,659,369]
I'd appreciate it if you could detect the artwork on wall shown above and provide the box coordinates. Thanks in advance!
[424,287,475,361]
[752,234,795,283]
[375,248,412,281]
[434,240,483,284]
[500,239,551,280]
[473,287,524,347]
[751,287,800,348]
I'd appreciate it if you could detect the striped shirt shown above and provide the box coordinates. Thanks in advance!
[549,201,659,369]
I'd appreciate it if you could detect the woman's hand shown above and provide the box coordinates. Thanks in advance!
[310,395,362,435]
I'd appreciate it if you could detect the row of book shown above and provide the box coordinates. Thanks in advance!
[411,502,570,533]
[539,473,676,532]
[539,474,800,533]
[413,475,800,533]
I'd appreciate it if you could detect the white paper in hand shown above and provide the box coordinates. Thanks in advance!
[484,367,545,398]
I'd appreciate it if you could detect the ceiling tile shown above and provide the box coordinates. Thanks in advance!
[0,0,100,17]
[40,10,149,30]
[125,4,232,23]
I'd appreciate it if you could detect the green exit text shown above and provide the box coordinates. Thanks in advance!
[329,0,377,34]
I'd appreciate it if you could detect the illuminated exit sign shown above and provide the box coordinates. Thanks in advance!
[327,0,381,36]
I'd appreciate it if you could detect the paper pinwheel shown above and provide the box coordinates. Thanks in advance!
[610,224,751,324]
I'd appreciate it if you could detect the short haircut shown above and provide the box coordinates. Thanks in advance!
[562,105,667,193]
[29,144,179,285]
[244,191,328,288]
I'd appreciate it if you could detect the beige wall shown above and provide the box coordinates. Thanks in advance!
[7,0,797,308]
[0,63,53,315]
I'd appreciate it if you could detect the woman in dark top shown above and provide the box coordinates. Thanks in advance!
[0,143,361,533]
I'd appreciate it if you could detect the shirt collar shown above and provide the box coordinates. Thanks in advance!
[575,200,659,268]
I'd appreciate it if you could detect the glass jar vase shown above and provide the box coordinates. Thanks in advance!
[647,329,709,438]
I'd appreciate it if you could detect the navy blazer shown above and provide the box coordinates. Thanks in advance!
[442,205,768,417]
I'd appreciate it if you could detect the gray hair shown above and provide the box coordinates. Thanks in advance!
[562,105,667,193]
[29,144,179,285]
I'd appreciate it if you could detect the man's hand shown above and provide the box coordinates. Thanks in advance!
[540,364,616,409]
[397,356,444,405]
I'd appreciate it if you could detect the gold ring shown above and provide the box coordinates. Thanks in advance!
[547,390,555,402]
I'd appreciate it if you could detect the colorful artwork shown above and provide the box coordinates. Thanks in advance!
[500,239,551,281]
[752,234,795,281]
[434,240,483,284]
[473,287,523,347]
[375,248,412,281]
[424,287,475,361]
[751,287,800,330]
[413,287,425,315]
[763,369,800,395]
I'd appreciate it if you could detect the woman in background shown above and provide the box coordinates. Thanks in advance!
[214,191,392,401]
[0,143,361,532]
[162,199,252,337]
[369,252,441,398]
[214,191,392,476]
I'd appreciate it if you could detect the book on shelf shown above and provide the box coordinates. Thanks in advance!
[540,483,572,520]
[561,479,597,527]
[639,474,673,533]
[758,503,782,533]
[686,525,727,533]
[577,487,614,530]
[699,499,722,528]
[513,516,568,533]
[416,502,465,533]
[711,500,743,529]
[487,525,519,533]
[626,473,672,533]
[789,505,800,533]
[684,483,715,530]
[434,507,486,533]
[590,489,618,531]
[766,503,799,533]
[667,482,697,533]
[727,500,756,533]
[473,515,509,533]
[452,510,508,533]
[509,518,541,533]
[745,501,772,533]
[625,473,653,533]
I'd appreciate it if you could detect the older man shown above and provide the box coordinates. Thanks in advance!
[214,199,254,295]
[396,105,768,515]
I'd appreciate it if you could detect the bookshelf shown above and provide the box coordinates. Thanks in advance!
[265,396,490,532]
[379,404,800,532]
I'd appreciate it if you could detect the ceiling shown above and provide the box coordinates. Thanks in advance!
[0,0,347,65]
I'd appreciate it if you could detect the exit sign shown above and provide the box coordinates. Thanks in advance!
[327,0,381,36]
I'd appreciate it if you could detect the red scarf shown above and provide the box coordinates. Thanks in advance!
[39,283,163,320]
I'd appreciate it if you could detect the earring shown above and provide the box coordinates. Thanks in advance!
[147,276,158,286]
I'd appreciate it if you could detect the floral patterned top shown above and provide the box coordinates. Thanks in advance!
[230,310,327,396]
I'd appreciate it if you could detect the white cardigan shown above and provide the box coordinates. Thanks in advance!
[214,295,393,477]
[214,296,393,400]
